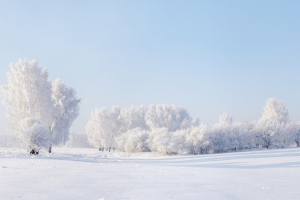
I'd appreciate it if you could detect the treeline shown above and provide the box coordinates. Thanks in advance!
[85,104,199,151]
[2,59,300,155]
[86,99,300,155]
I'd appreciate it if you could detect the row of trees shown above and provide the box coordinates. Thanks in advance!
[1,59,80,154]
[2,59,300,156]
[85,104,199,151]
[86,99,300,155]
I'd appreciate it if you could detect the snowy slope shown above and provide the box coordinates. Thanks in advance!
[0,147,300,200]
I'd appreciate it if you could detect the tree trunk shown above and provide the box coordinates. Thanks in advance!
[30,149,39,155]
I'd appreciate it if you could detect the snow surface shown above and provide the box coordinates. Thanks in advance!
[0,147,300,200]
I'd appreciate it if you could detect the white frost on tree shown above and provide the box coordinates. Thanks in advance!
[119,105,149,133]
[115,128,149,153]
[176,125,210,154]
[219,113,233,125]
[260,98,289,125]
[285,120,300,147]
[1,59,81,154]
[87,99,300,155]
[51,79,80,146]
[86,106,121,151]
[256,98,289,148]
[147,128,176,155]
[1,59,54,153]
[145,104,192,131]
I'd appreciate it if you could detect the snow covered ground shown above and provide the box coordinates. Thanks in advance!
[0,147,300,200]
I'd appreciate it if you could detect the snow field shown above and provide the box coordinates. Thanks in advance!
[0,147,300,200]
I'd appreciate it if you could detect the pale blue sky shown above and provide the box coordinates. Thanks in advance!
[1,1,300,134]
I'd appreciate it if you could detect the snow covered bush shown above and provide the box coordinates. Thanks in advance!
[284,120,300,147]
[210,124,229,153]
[19,118,51,154]
[171,128,189,154]
[115,128,149,153]
[184,125,211,154]
[147,128,177,155]
[226,123,251,151]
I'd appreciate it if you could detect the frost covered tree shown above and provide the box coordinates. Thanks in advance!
[145,104,193,131]
[1,59,54,153]
[256,98,289,148]
[210,124,229,153]
[147,128,176,155]
[219,113,233,125]
[1,59,80,154]
[51,79,80,148]
[86,106,121,151]
[119,105,149,133]
[260,98,289,125]
[226,123,250,151]
[256,120,283,148]
[284,120,300,147]
[183,125,211,154]
[115,128,149,153]
[209,113,233,153]
[89,100,300,155]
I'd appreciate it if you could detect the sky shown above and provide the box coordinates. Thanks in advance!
[0,0,300,135]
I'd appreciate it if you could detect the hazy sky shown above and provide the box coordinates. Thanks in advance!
[1,1,300,135]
